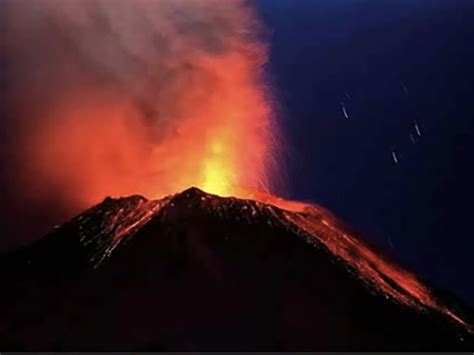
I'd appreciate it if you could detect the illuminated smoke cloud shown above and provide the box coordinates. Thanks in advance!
[3,0,280,247]
[5,0,278,202]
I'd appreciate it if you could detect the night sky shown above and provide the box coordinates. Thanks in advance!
[256,0,474,306]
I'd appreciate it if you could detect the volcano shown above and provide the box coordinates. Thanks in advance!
[0,187,472,351]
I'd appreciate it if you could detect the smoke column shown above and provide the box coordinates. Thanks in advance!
[2,0,280,248]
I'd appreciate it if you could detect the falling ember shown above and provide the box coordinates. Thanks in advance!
[8,0,278,210]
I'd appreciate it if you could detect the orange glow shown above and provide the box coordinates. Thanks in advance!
[20,6,278,208]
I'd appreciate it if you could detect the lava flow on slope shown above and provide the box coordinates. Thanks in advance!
[1,187,472,351]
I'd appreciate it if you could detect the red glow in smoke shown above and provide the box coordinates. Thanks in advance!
[18,1,278,207]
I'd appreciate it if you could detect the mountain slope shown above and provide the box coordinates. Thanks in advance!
[0,187,472,350]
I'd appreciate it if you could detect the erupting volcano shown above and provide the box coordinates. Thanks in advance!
[2,0,474,351]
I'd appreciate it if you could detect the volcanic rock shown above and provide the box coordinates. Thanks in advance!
[0,187,472,350]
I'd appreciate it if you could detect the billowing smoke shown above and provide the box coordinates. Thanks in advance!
[2,0,280,249]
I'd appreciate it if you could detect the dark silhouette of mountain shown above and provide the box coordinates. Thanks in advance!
[0,187,472,351]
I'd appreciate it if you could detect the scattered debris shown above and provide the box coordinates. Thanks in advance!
[391,150,399,164]
[340,102,349,119]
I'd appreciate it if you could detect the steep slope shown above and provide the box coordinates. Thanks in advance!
[0,187,472,350]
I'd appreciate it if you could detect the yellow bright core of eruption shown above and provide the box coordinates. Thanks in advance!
[201,139,236,196]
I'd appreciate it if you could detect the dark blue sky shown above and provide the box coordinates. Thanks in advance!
[256,0,474,306]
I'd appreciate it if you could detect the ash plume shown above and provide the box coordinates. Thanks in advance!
[2,0,279,249]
